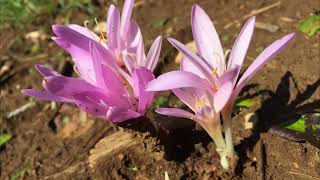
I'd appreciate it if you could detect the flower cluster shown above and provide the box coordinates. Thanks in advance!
[22,0,295,169]
[22,0,162,123]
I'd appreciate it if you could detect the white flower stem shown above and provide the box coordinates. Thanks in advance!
[202,116,230,170]
[222,109,235,156]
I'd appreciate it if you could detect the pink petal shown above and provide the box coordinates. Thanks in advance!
[146,36,162,71]
[90,42,105,88]
[53,37,96,84]
[120,0,134,36]
[191,4,224,72]
[132,67,155,114]
[168,38,216,86]
[35,64,61,77]
[234,33,296,99]
[21,89,73,103]
[106,106,141,123]
[67,24,99,41]
[156,108,198,121]
[214,81,234,112]
[145,71,212,92]
[227,16,256,84]
[107,5,121,51]
[181,57,206,79]
[172,88,207,112]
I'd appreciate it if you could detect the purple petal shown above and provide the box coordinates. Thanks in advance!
[218,66,240,86]
[172,88,207,112]
[156,108,198,121]
[120,0,134,36]
[227,16,255,83]
[43,76,100,98]
[145,71,212,92]
[181,57,206,79]
[214,81,234,112]
[101,63,126,95]
[67,24,99,41]
[191,4,224,72]
[168,38,216,86]
[21,89,73,103]
[90,42,105,88]
[126,20,142,53]
[53,37,96,84]
[234,33,296,99]
[136,35,146,66]
[107,5,121,51]
[35,64,61,77]
[146,36,162,71]
[106,106,141,123]
[132,67,155,114]
[53,25,94,52]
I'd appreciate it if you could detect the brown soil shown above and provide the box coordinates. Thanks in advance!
[1,0,320,179]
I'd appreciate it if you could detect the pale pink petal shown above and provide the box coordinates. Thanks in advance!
[156,108,198,121]
[107,5,121,51]
[67,24,99,41]
[132,67,155,114]
[233,33,296,100]
[191,4,224,71]
[168,38,216,86]
[181,57,206,79]
[145,71,212,91]
[214,81,234,112]
[120,0,134,36]
[35,64,61,77]
[146,36,162,71]
[106,106,141,123]
[227,16,256,83]
[21,89,73,103]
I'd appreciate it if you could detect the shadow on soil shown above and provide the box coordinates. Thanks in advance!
[234,71,320,175]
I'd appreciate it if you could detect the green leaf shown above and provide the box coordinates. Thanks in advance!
[0,134,12,146]
[283,116,306,133]
[153,18,169,28]
[153,96,168,108]
[235,98,256,108]
[297,15,320,37]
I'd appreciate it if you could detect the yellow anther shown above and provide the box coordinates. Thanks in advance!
[212,68,217,77]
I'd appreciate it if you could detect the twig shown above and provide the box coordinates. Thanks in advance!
[6,102,36,119]
[224,2,281,29]
[287,171,320,180]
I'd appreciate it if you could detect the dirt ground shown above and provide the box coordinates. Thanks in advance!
[1,0,320,179]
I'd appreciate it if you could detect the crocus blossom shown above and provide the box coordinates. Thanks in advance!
[146,4,295,169]
[22,0,162,123]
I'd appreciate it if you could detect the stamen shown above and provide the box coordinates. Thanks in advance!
[95,18,107,43]
[212,67,217,77]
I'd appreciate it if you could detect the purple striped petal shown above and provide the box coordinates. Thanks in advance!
[191,4,224,72]
[181,57,206,79]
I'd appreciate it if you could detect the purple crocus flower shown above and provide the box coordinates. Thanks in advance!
[146,4,295,169]
[22,0,162,123]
